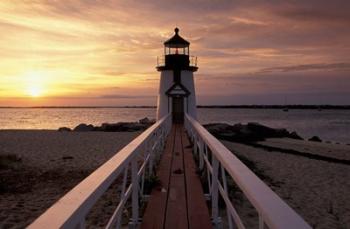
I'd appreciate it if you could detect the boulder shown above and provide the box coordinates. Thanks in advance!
[73,123,94,132]
[289,131,304,140]
[203,123,233,134]
[308,136,322,142]
[139,117,150,124]
[204,122,304,143]
[99,122,147,132]
[139,117,155,125]
[58,127,71,132]
[247,123,291,138]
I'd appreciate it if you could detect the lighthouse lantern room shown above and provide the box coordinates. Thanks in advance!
[156,28,198,123]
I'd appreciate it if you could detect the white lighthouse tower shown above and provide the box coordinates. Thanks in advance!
[156,28,198,123]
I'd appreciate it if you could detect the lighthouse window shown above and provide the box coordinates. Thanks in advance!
[166,47,188,55]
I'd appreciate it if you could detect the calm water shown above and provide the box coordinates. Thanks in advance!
[0,108,349,144]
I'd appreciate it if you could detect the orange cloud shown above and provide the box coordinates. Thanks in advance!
[0,0,349,106]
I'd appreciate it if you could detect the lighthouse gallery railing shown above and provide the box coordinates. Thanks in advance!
[185,114,311,229]
[28,114,172,229]
[156,55,197,67]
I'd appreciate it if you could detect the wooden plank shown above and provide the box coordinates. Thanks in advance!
[141,125,176,229]
[164,124,188,229]
[142,124,212,229]
[164,175,188,229]
[182,127,213,229]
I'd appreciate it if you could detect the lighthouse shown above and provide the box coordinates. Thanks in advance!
[156,28,198,123]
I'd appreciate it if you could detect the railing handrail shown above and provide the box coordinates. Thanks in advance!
[29,114,171,229]
[185,114,311,229]
[156,55,197,67]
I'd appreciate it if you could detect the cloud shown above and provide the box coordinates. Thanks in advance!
[0,0,350,105]
[274,2,350,24]
[99,94,156,99]
[258,63,350,74]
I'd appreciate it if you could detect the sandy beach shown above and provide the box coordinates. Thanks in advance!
[1,129,350,229]
[222,138,350,229]
[0,130,140,228]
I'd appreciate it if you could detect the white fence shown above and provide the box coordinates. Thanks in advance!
[185,114,312,229]
[28,114,172,229]
[28,112,312,229]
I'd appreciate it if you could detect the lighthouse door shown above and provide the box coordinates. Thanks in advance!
[172,97,184,123]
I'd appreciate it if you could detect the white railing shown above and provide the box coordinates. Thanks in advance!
[29,114,172,229]
[184,114,312,229]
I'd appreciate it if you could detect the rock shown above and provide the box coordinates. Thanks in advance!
[70,118,155,133]
[73,123,94,132]
[98,122,147,132]
[204,122,304,143]
[247,123,291,138]
[289,131,304,140]
[0,154,22,170]
[62,156,74,160]
[247,122,275,134]
[121,122,146,131]
[308,136,322,142]
[203,123,233,134]
[139,117,155,125]
[58,127,71,132]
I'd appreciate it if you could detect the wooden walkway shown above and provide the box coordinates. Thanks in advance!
[141,124,212,229]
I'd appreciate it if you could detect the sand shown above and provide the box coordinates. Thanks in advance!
[259,138,350,161]
[1,129,350,229]
[0,130,140,228]
[222,139,350,229]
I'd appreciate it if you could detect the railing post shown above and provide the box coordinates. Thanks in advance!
[221,164,233,229]
[194,135,198,156]
[199,140,204,170]
[147,140,153,176]
[259,213,264,229]
[129,159,139,228]
[211,155,221,227]
[75,220,85,229]
[205,145,212,196]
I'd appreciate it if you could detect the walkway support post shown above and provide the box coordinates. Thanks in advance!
[130,158,139,228]
[211,155,220,227]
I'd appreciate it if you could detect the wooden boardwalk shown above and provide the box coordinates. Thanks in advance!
[141,124,212,229]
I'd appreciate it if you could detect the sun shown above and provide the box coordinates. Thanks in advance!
[24,71,45,98]
[28,86,42,97]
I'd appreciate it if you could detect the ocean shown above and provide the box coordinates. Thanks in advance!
[0,108,349,144]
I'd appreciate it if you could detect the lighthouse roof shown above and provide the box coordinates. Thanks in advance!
[164,28,190,48]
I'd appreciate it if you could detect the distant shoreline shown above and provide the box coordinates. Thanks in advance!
[1,105,350,109]
[198,105,350,109]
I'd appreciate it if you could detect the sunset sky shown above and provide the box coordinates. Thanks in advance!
[0,0,349,106]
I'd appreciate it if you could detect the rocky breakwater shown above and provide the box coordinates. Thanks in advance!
[58,117,156,132]
[204,122,304,143]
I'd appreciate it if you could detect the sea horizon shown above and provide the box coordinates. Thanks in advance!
[1,107,350,144]
[1,104,350,109]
